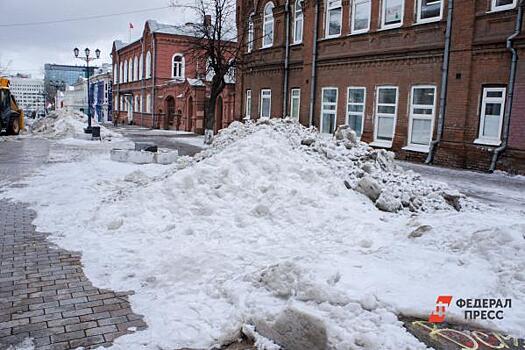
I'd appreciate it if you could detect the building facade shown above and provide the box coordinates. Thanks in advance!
[236,0,525,173]
[89,64,113,124]
[63,77,88,114]
[8,76,45,116]
[111,20,236,134]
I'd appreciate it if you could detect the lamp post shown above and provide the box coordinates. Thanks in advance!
[74,47,100,133]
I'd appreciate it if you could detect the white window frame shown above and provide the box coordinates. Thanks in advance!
[351,0,371,34]
[416,0,443,24]
[262,2,275,48]
[346,87,366,139]
[490,0,517,12]
[372,86,398,147]
[139,54,144,80]
[134,56,139,81]
[474,87,506,146]
[325,0,343,38]
[260,89,272,118]
[145,51,152,79]
[128,59,133,82]
[113,64,118,83]
[146,94,152,113]
[290,88,301,120]
[172,54,185,79]
[406,85,436,152]
[245,89,252,119]
[293,0,304,43]
[381,0,404,29]
[247,14,254,52]
[320,87,338,134]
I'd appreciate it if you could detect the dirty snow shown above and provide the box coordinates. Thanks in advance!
[5,118,525,349]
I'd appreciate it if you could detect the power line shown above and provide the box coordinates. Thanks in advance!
[0,6,176,28]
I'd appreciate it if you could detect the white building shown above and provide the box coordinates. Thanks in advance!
[9,77,45,116]
[89,64,113,123]
[63,77,88,114]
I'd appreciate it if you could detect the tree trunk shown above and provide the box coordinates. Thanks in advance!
[204,92,218,144]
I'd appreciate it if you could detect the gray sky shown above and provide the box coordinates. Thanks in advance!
[0,0,194,78]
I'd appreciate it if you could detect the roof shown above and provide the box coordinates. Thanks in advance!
[114,40,129,51]
[146,20,197,36]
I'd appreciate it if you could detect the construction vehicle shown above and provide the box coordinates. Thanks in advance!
[0,77,24,135]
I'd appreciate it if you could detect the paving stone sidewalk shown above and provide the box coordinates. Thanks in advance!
[0,200,147,350]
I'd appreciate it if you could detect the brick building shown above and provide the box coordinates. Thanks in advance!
[236,0,525,173]
[112,20,236,134]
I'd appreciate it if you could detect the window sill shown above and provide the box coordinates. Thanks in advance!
[473,138,501,147]
[487,6,517,13]
[260,45,274,50]
[370,140,393,148]
[348,30,370,36]
[402,144,430,153]
[412,17,442,26]
[378,23,403,31]
[291,41,303,46]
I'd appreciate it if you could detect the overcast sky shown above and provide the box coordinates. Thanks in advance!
[0,0,194,78]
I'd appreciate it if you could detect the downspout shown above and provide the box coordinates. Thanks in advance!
[308,0,320,126]
[426,0,454,164]
[151,32,157,129]
[283,0,291,117]
[489,0,524,172]
[141,37,145,126]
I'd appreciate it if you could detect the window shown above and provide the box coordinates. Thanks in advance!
[347,87,366,137]
[245,89,252,119]
[294,0,304,43]
[263,2,275,48]
[172,54,185,79]
[326,0,342,37]
[373,86,398,146]
[381,0,404,28]
[119,62,123,84]
[124,61,128,82]
[290,88,301,120]
[351,0,371,34]
[113,64,118,83]
[321,87,338,133]
[139,54,144,80]
[417,0,442,23]
[146,94,152,113]
[260,89,272,118]
[145,51,152,79]
[491,0,517,11]
[134,57,139,81]
[407,86,436,150]
[247,14,254,52]
[128,59,133,82]
[475,87,506,145]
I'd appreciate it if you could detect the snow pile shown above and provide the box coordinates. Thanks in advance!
[198,119,469,213]
[6,119,525,349]
[6,338,34,350]
[30,109,120,140]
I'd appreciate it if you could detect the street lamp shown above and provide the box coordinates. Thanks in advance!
[73,47,101,133]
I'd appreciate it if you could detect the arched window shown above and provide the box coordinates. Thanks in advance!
[119,62,123,84]
[247,14,254,52]
[128,59,133,82]
[123,60,128,82]
[133,56,138,81]
[134,95,139,112]
[293,0,303,43]
[146,94,152,113]
[145,51,152,79]
[139,54,144,80]
[263,2,275,48]
[172,54,185,79]
[113,64,118,83]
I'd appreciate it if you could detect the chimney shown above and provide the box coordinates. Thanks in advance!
[204,14,212,27]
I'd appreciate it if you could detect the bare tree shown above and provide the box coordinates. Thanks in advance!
[0,55,12,76]
[171,0,241,143]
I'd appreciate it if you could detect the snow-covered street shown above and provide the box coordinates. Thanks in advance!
[1,113,524,350]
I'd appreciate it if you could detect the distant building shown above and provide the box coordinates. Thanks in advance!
[44,64,97,108]
[89,64,113,123]
[63,77,88,114]
[111,20,236,133]
[9,77,45,115]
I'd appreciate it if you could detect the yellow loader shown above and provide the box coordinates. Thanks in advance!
[0,77,24,135]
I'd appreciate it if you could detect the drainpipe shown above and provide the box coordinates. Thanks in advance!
[141,37,145,126]
[489,0,524,172]
[308,0,320,126]
[426,0,454,164]
[283,0,291,117]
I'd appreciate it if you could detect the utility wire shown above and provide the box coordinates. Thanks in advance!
[0,6,177,28]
